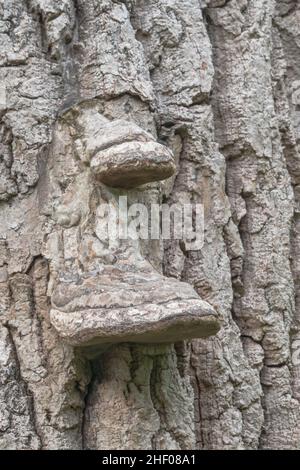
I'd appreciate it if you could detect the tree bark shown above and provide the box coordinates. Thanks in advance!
[0,0,300,450]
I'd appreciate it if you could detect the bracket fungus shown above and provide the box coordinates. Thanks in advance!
[50,259,220,347]
[86,119,176,188]
[46,109,220,348]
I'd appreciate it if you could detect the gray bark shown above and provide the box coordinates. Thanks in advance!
[1,0,300,450]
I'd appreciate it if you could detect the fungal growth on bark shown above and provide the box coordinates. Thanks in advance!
[45,106,220,348]
[89,120,176,189]
[51,259,219,347]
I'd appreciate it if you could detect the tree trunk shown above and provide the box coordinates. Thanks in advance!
[1,0,300,450]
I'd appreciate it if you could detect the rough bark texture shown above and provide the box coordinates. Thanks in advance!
[1,0,300,450]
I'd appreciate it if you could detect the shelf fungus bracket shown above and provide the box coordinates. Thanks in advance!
[46,108,221,348]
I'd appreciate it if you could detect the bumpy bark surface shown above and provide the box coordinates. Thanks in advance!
[1,0,300,450]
